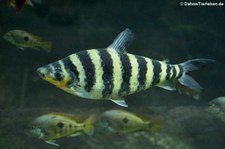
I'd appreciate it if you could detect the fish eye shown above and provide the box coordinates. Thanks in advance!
[122,118,129,124]
[54,71,63,81]
[6,33,10,37]
[210,102,218,107]
[24,36,29,42]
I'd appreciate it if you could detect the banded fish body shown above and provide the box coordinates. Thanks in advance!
[37,28,215,107]
[27,113,96,146]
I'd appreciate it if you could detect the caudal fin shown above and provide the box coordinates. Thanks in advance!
[39,41,52,53]
[83,114,96,136]
[177,59,215,99]
[147,117,161,133]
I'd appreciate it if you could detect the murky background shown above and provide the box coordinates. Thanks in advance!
[0,0,225,149]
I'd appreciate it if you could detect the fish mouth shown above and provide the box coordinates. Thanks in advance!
[207,105,220,114]
[3,34,8,40]
[24,129,43,139]
[37,68,46,79]
[3,33,11,40]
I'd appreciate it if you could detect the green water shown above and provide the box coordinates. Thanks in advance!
[0,0,225,149]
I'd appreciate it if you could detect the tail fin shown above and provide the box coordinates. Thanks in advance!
[40,41,52,53]
[176,59,215,99]
[180,59,215,72]
[146,117,161,133]
[83,114,96,136]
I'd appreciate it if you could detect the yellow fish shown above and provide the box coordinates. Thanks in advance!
[27,112,96,146]
[3,30,51,52]
[37,28,215,107]
[99,109,161,134]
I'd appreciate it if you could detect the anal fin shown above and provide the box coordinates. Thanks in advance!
[110,98,128,107]
[156,81,176,91]
[157,79,201,99]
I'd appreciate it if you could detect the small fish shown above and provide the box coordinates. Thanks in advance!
[99,109,161,134]
[6,0,33,13]
[207,97,225,122]
[3,30,51,52]
[27,113,96,146]
[37,28,215,107]
[208,97,225,113]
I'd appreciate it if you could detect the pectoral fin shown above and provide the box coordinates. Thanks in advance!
[45,140,59,147]
[66,71,80,93]
[68,71,80,87]
[110,98,128,107]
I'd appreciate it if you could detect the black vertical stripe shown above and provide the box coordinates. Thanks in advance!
[166,64,171,80]
[171,66,177,79]
[98,49,114,98]
[118,53,132,95]
[177,65,183,78]
[136,55,147,91]
[62,57,80,82]
[151,60,162,85]
[77,51,96,92]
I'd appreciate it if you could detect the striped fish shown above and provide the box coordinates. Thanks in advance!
[37,28,215,107]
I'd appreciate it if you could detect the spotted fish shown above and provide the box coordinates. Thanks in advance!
[37,28,215,107]
[27,113,96,146]
[3,30,51,52]
[99,109,161,134]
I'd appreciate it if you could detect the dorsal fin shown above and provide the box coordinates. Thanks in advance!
[108,28,134,54]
